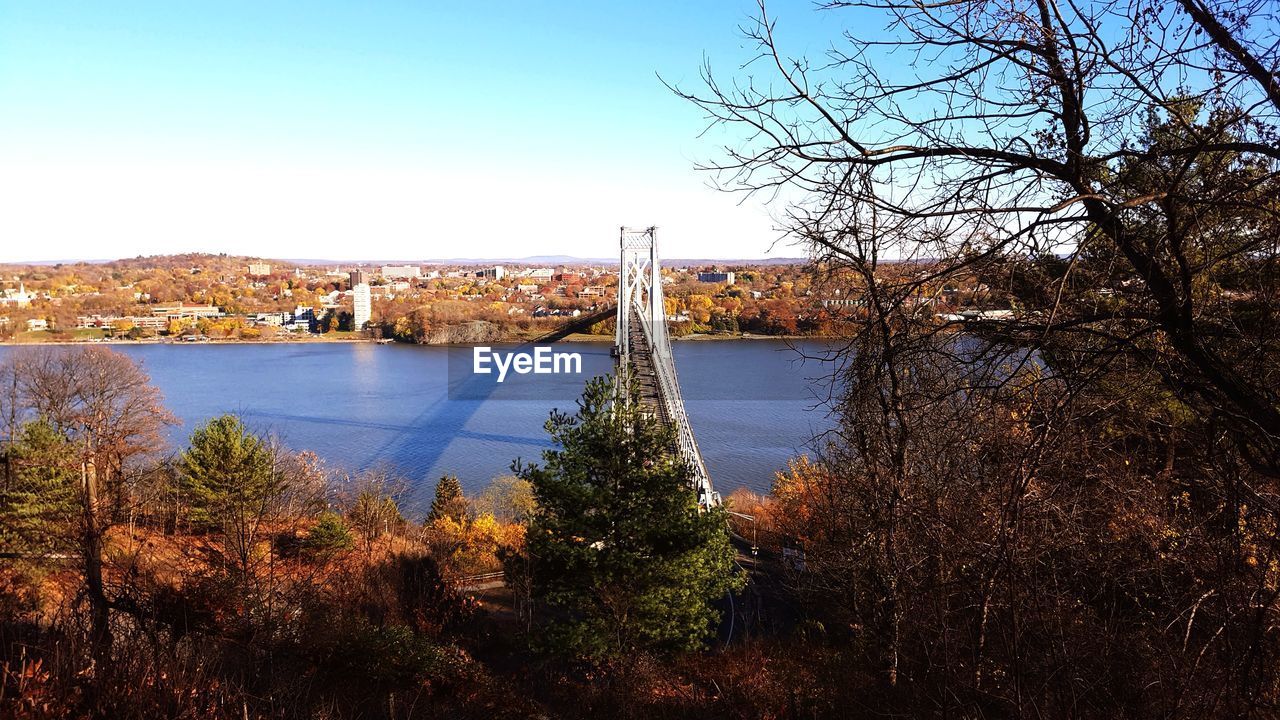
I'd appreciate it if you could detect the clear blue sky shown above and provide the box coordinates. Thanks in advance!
[0,1,850,262]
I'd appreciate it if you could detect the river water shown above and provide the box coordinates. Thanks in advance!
[0,340,838,505]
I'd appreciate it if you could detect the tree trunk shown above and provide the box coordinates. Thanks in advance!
[81,460,111,664]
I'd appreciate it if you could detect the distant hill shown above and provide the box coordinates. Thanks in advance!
[4,258,115,266]
[1,254,811,268]
[307,256,811,267]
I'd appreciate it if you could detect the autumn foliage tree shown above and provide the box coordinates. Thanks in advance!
[679,0,1280,715]
[6,346,173,660]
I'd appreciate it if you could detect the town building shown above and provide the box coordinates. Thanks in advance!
[133,316,169,331]
[77,314,176,331]
[76,315,107,329]
[250,312,291,327]
[480,265,506,280]
[149,303,223,319]
[381,264,422,280]
[697,271,736,285]
[352,281,372,329]
[292,306,316,332]
[247,262,272,276]
[0,283,34,308]
[349,268,367,287]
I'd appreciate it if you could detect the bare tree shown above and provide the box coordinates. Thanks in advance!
[10,346,174,660]
[339,465,408,558]
[676,0,1280,473]
[680,0,1280,714]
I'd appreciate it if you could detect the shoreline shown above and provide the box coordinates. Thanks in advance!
[0,331,831,348]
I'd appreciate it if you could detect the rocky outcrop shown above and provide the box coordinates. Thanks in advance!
[422,321,505,345]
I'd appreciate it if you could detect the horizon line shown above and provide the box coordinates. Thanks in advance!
[0,254,814,267]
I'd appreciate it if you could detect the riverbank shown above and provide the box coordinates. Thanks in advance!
[2,330,829,346]
[0,332,372,346]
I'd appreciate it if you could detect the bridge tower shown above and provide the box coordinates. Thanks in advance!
[615,227,718,507]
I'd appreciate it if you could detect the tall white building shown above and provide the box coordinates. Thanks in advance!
[352,282,372,330]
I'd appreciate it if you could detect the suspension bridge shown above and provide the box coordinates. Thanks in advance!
[443,226,719,508]
[459,227,729,598]
[613,227,718,508]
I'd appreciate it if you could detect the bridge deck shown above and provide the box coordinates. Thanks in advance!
[532,305,614,344]
[625,319,670,427]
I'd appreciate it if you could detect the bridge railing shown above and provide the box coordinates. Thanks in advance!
[636,307,717,507]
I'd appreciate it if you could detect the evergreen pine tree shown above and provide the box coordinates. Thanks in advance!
[0,419,77,556]
[178,414,281,576]
[427,474,466,524]
[179,414,279,524]
[519,374,743,660]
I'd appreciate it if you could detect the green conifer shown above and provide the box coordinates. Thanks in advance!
[519,375,743,660]
[427,474,466,524]
[0,419,78,557]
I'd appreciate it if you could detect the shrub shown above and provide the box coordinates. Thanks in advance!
[304,512,354,556]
